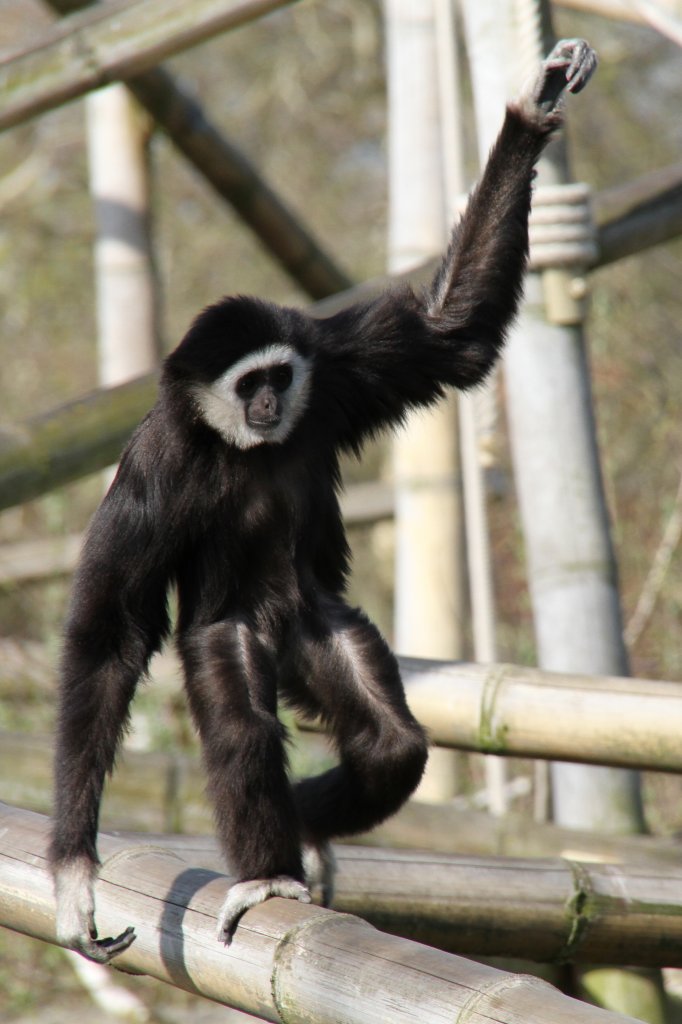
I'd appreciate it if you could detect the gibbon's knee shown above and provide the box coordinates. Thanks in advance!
[380,720,429,800]
[350,717,428,808]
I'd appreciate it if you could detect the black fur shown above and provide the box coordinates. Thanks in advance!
[49,40,595,959]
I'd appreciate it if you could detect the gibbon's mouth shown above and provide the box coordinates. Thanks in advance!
[250,417,281,430]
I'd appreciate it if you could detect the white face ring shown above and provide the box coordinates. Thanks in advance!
[193,344,312,449]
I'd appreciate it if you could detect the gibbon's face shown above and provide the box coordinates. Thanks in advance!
[194,344,312,449]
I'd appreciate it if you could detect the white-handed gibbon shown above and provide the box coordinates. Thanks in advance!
[51,39,597,962]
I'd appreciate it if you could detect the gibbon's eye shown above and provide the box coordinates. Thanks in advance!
[270,364,293,392]
[236,371,261,400]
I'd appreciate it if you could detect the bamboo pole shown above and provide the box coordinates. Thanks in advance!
[512,0,646,830]
[87,86,159,389]
[3,653,682,771]
[392,658,682,772]
[463,6,661,1018]
[86,83,159,492]
[440,0,507,815]
[363,801,681,867]
[112,832,682,968]
[386,0,465,803]
[1,729,680,867]
[461,0,643,828]
[0,803,638,1024]
[0,0,299,133]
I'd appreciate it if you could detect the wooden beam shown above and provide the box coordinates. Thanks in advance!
[128,832,682,968]
[555,0,647,22]
[0,802,636,1024]
[0,373,157,510]
[0,727,679,866]
[398,657,682,771]
[0,534,81,584]
[594,164,682,267]
[0,482,393,584]
[4,161,682,513]
[37,0,352,300]
[121,66,354,298]
[0,0,298,133]
[4,651,682,773]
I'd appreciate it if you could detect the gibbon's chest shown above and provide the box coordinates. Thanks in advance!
[231,454,307,528]
[217,447,340,560]
[176,443,346,614]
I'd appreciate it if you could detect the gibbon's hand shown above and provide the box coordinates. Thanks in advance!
[530,38,598,115]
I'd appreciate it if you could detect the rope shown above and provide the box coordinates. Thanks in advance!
[529,182,598,269]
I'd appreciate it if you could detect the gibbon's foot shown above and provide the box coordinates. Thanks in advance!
[303,841,336,907]
[216,876,311,944]
[54,859,137,963]
[73,926,137,964]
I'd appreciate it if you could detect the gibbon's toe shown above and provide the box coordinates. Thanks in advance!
[303,841,337,907]
[73,926,137,964]
[216,876,311,944]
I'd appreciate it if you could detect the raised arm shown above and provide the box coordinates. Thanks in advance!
[312,39,597,451]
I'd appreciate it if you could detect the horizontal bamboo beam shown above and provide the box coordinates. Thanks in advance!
[0,0,297,132]
[0,486,391,582]
[0,533,83,584]
[0,728,211,836]
[1,728,678,867]
[363,799,680,867]
[0,482,391,583]
[399,657,682,772]
[4,654,682,776]
[0,803,636,1024]
[129,832,682,968]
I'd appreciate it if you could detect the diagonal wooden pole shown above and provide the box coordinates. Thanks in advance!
[2,0,299,131]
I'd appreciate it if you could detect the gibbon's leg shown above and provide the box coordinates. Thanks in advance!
[178,619,310,943]
[283,598,428,875]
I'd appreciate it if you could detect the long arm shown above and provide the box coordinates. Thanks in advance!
[50,420,178,962]
[312,39,596,452]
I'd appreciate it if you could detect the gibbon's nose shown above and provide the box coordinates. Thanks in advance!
[249,387,281,425]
